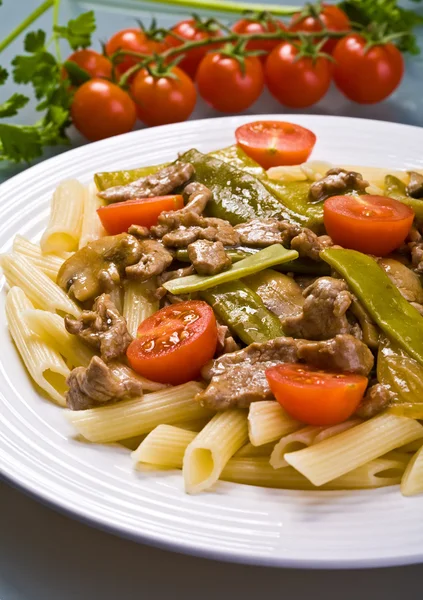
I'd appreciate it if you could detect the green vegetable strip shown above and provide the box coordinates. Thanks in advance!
[209,145,266,178]
[263,179,324,230]
[164,244,298,294]
[384,175,423,219]
[201,281,284,345]
[94,163,168,191]
[321,248,423,366]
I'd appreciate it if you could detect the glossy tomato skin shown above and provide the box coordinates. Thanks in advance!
[235,120,316,168]
[333,35,404,104]
[266,363,368,426]
[289,4,350,53]
[131,65,196,126]
[196,52,264,113]
[105,28,166,75]
[164,19,221,78]
[127,301,218,385]
[71,79,136,141]
[265,42,332,108]
[324,194,414,255]
[232,18,286,61]
[63,49,112,80]
[97,195,184,235]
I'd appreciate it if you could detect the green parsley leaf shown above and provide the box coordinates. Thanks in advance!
[24,29,46,53]
[0,124,42,162]
[12,51,59,99]
[54,11,96,50]
[0,93,29,118]
[0,67,8,85]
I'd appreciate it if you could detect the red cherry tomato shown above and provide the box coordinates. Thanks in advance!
[130,65,196,126]
[232,17,286,62]
[71,79,136,141]
[105,28,166,76]
[196,52,264,113]
[265,42,332,108]
[62,49,112,80]
[324,194,414,256]
[266,363,368,426]
[97,195,184,235]
[289,4,350,53]
[235,120,316,168]
[164,19,221,78]
[127,301,218,385]
[333,34,404,104]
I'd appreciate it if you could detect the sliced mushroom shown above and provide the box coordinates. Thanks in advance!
[407,171,423,199]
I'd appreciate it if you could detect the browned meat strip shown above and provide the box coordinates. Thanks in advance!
[153,183,212,233]
[216,323,240,356]
[154,213,239,248]
[290,229,333,261]
[205,218,240,246]
[188,240,231,275]
[125,239,173,281]
[283,277,354,340]
[409,240,423,274]
[297,335,374,376]
[128,224,150,239]
[407,171,423,198]
[309,168,369,202]
[378,258,423,306]
[182,181,212,214]
[234,218,301,248]
[66,356,143,410]
[97,163,194,203]
[65,294,132,362]
[156,265,195,299]
[198,334,373,410]
[356,383,394,419]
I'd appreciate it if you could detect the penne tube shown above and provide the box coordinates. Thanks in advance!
[40,179,85,253]
[401,444,423,496]
[13,235,64,281]
[235,441,275,458]
[398,439,423,454]
[123,279,159,337]
[133,425,196,468]
[183,409,248,493]
[6,287,70,406]
[285,413,423,487]
[79,181,106,249]
[66,381,211,443]
[248,401,301,446]
[1,253,80,317]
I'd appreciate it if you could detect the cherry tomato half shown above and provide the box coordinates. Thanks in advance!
[127,301,218,385]
[71,79,136,141]
[232,17,286,61]
[289,4,350,53]
[266,363,368,426]
[324,194,414,256]
[105,28,166,76]
[235,120,316,168]
[97,195,184,235]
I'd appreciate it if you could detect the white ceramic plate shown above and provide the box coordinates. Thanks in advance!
[2,115,423,569]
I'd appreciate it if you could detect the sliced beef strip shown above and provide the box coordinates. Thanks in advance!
[283,277,354,340]
[407,171,423,198]
[153,182,212,233]
[216,323,240,356]
[355,383,395,419]
[197,334,373,410]
[155,265,195,300]
[66,356,143,410]
[234,218,301,248]
[290,230,333,261]
[409,241,423,274]
[125,239,174,281]
[128,224,150,239]
[155,214,240,248]
[309,168,369,203]
[188,239,231,275]
[65,294,132,362]
[97,163,194,203]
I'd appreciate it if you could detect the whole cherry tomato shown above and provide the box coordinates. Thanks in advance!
[289,4,350,53]
[333,34,404,104]
[232,16,286,62]
[164,18,221,78]
[265,42,332,108]
[196,51,264,113]
[105,28,166,76]
[71,79,136,141]
[62,49,112,81]
[130,64,197,126]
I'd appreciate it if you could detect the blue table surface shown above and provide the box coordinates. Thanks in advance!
[2,1,423,598]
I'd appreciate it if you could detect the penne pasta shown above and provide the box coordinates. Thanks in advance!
[285,413,423,487]
[40,179,85,253]
[133,425,196,468]
[401,445,423,496]
[248,401,301,446]
[66,381,211,443]
[1,253,80,317]
[270,419,362,469]
[12,236,64,281]
[235,441,275,458]
[123,279,159,338]
[79,182,106,249]
[183,409,248,493]
[6,287,70,406]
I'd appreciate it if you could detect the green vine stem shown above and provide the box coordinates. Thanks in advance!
[143,0,299,16]
[0,0,54,54]
[52,0,62,61]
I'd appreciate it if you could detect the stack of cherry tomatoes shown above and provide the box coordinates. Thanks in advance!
[68,5,405,142]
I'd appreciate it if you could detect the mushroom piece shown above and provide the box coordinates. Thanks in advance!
[378,258,423,305]
[407,171,423,199]
[57,233,142,302]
